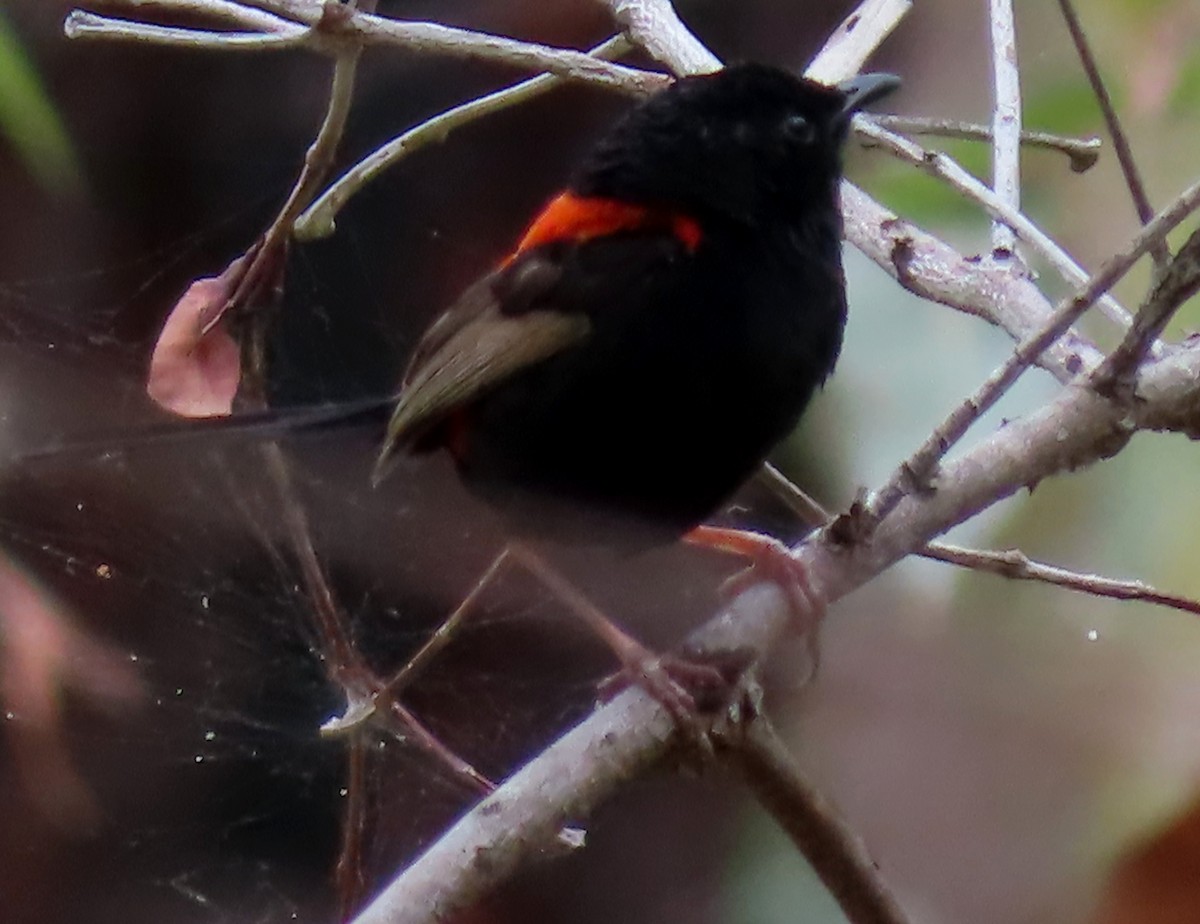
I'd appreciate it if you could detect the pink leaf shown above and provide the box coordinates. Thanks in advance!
[147,258,246,418]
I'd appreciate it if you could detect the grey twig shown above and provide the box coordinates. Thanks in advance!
[988,0,1022,255]
[921,544,1200,616]
[870,115,1100,173]
[854,118,1134,329]
[1055,0,1169,276]
[1094,225,1200,391]
[65,1,667,96]
[868,176,1200,525]
[65,10,307,49]
[759,464,1200,620]
[296,35,632,240]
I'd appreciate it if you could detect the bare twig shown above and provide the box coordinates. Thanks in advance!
[867,176,1200,525]
[340,11,665,97]
[336,738,370,919]
[759,464,1200,619]
[988,0,1022,255]
[106,0,303,32]
[66,2,667,97]
[65,10,307,48]
[1094,225,1200,389]
[870,116,1100,173]
[921,544,1200,616]
[855,118,1134,329]
[726,718,914,924]
[296,35,631,240]
[258,442,495,794]
[1055,0,1169,276]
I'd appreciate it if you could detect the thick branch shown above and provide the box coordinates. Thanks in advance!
[854,118,1134,329]
[602,0,721,75]
[840,183,1103,382]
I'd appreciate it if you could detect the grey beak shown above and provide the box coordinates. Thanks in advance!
[836,73,901,115]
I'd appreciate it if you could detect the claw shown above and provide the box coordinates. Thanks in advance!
[684,525,826,678]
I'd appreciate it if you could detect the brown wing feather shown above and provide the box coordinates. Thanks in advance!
[373,256,591,484]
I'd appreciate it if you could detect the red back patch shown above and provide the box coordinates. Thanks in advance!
[510,192,702,259]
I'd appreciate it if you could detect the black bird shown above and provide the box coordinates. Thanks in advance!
[372,64,899,713]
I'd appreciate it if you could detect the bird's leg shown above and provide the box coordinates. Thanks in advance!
[506,542,731,731]
[683,525,825,674]
[372,548,514,710]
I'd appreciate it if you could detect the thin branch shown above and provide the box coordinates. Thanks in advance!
[921,544,1200,616]
[1094,225,1200,389]
[871,115,1100,173]
[65,10,307,49]
[988,0,1022,255]
[336,738,370,919]
[341,12,665,97]
[867,175,1200,525]
[66,2,668,97]
[111,0,303,31]
[855,118,1134,329]
[1055,0,1169,276]
[725,718,914,924]
[295,35,631,240]
[759,464,1200,620]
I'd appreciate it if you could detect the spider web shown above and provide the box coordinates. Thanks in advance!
[0,47,686,916]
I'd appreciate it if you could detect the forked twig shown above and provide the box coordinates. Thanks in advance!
[296,35,632,240]
[868,176,1200,525]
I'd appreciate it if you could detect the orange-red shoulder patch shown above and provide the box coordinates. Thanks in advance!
[510,192,702,259]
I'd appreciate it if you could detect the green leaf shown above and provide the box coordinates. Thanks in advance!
[0,10,83,195]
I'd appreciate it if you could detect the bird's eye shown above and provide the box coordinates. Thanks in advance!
[781,114,816,145]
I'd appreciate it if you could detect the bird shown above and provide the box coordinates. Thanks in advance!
[369,64,900,718]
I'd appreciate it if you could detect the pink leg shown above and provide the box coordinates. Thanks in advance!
[684,525,826,648]
[508,543,729,731]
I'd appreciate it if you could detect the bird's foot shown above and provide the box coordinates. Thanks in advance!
[684,525,826,677]
[598,645,757,753]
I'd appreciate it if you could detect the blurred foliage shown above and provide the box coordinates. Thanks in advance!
[0,9,81,195]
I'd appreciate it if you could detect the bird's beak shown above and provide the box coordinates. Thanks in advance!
[836,73,901,116]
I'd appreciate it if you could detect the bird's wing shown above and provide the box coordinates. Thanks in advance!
[374,254,591,482]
